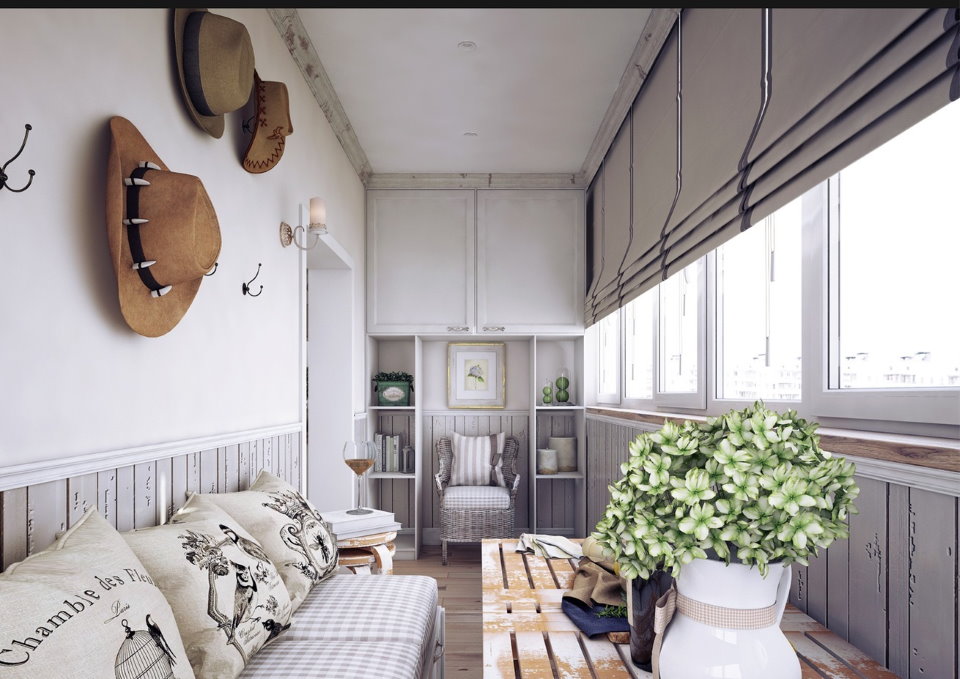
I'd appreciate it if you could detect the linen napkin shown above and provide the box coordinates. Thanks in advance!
[515,533,583,559]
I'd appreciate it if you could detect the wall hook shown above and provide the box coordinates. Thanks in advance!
[204,262,219,277]
[242,263,263,297]
[0,124,36,194]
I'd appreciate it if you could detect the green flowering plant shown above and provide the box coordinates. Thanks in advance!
[591,402,859,580]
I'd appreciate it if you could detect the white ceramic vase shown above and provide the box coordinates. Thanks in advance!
[659,558,799,679]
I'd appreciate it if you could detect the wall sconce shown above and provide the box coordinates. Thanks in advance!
[280,197,327,250]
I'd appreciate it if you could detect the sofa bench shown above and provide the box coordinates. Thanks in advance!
[241,574,445,679]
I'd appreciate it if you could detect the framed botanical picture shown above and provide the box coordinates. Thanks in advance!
[447,342,506,409]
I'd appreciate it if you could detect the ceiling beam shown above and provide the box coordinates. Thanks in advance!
[267,9,373,182]
[366,173,585,190]
[579,8,679,187]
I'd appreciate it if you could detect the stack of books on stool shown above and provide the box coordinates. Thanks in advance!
[319,509,402,574]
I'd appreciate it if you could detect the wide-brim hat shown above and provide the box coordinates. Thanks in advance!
[242,71,294,174]
[106,116,221,337]
[173,8,255,138]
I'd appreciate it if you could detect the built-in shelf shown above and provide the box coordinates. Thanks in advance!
[393,531,417,560]
[535,405,584,410]
[368,472,416,479]
[369,406,416,410]
[535,471,585,479]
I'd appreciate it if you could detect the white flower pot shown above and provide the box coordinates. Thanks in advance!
[659,558,799,679]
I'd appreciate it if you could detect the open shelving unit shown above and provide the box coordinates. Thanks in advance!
[361,333,586,556]
[530,335,587,537]
[363,336,422,559]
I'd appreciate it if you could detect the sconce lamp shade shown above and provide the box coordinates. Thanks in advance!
[309,197,326,229]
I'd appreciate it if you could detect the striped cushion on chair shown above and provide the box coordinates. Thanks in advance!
[450,432,506,486]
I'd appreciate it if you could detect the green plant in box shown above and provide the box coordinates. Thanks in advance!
[373,371,414,406]
[592,401,859,580]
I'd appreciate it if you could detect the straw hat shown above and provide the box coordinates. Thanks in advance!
[105,116,221,337]
[242,71,294,174]
[173,9,255,138]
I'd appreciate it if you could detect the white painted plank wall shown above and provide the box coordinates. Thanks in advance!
[0,432,300,570]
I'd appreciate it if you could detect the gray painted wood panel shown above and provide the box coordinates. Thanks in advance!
[0,432,301,567]
[847,476,888,664]
[908,488,957,679]
[586,414,959,679]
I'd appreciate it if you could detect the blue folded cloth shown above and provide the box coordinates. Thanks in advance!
[560,598,629,638]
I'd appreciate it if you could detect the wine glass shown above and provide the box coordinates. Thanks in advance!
[343,441,376,515]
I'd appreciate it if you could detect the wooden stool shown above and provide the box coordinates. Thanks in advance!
[337,530,397,575]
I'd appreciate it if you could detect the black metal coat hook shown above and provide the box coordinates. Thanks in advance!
[242,263,263,297]
[204,262,219,277]
[1,124,36,194]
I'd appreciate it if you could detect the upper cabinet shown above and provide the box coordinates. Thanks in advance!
[367,190,475,334]
[367,188,584,335]
[476,190,584,334]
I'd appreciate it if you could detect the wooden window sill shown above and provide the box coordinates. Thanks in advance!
[586,407,960,474]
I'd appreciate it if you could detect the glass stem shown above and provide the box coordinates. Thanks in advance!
[355,473,362,511]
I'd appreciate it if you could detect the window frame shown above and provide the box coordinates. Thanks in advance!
[804,177,959,426]
[621,289,656,410]
[594,308,622,405]
[654,257,707,410]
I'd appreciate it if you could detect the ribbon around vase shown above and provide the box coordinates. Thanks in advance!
[650,582,780,679]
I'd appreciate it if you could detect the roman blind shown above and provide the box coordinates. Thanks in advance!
[586,7,959,325]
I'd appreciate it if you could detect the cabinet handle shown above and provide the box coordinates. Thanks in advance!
[483,326,506,332]
[447,326,470,332]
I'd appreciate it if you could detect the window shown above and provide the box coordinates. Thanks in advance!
[596,309,620,402]
[588,101,958,432]
[830,102,960,390]
[658,260,700,394]
[624,290,654,400]
[716,197,803,401]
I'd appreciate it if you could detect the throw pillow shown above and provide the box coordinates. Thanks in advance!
[123,503,293,679]
[173,470,338,612]
[450,431,507,487]
[0,507,195,679]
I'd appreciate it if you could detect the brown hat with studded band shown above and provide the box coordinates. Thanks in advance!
[105,116,221,337]
[173,8,255,138]
[242,71,294,174]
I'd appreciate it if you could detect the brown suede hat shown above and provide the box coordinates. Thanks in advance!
[105,116,221,337]
[242,71,294,174]
[173,9,255,138]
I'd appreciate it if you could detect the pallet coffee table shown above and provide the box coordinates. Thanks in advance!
[481,538,898,678]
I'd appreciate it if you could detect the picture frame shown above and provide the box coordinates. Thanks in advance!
[447,342,506,409]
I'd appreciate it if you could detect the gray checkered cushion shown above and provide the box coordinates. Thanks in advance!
[284,574,438,657]
[443,484,511,509]
[239,640,421,679]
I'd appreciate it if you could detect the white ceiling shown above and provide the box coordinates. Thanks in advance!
[297,8,652,174]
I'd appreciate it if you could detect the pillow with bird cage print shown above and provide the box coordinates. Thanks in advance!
[122,504,292,679]
[175,471,339,612]
[0,507,195,679]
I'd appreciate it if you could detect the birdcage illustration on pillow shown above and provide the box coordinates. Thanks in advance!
[115,616,179,679]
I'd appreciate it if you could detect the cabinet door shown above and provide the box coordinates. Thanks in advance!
[477,190,585,333]
[367,190,475,334]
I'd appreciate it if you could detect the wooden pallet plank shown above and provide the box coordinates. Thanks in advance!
[483,631,517,679]
[580,633,633,679]
[806,632,901,678]
[515,631,553,677]
[786,632,862,679]
[548,631,593,679]
[503,548,533,591]
[525,551,560,590]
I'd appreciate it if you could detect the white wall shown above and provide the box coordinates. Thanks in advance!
[0,9,365,466]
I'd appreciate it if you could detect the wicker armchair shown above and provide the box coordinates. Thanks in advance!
[434,435,521,565]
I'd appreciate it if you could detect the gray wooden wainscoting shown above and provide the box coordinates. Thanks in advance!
[585,413,960,679]
[0,432,301,570]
